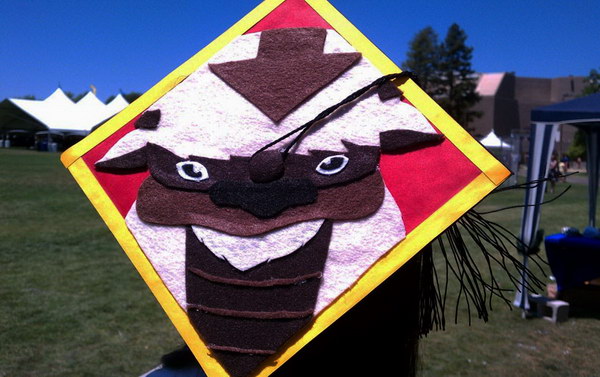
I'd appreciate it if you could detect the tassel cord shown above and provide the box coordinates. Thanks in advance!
[253,72,416,158]
[477,185,571,215]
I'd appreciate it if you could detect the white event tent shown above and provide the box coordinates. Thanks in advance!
[1,88,128,150]
[479,130,512,149]
[8,88,128,135]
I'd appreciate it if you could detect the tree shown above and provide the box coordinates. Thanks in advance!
[64,91,87,102]
[581,67,600,96]
[436,23,481,131]
[568,67,600,159]
[402,26,440,96]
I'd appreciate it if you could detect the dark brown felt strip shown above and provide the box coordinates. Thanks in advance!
[208,345,276,356]
[379,129,445,154]
[136,171,384,236]
[188,305,313,319]
[94,147,148,171]
[377,80,402,101]
[209,28,361,122]
[134,109,161,129]
[188,267,322,287]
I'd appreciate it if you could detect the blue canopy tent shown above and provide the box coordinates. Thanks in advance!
[515,92,600,310]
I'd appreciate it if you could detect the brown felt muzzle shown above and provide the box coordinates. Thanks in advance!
[118,142,385,236]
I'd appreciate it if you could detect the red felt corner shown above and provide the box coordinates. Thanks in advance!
[82,116,149,217]
[380,139,481,234]
[245,0,332,34]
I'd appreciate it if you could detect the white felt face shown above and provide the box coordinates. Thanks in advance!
[102,29,435,314]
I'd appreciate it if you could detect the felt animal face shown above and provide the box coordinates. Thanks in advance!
[94,27,443,377]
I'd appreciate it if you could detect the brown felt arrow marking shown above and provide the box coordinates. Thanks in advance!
[209,27,361,123]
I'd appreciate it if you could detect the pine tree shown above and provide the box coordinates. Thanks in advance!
[582,67,600,96]
[436,23,481,131]
[402,26,440,96]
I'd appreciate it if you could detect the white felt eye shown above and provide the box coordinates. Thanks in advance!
[316,155,349,175]
[176,161,209,182]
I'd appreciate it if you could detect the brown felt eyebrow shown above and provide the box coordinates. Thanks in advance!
[379,130,445,154]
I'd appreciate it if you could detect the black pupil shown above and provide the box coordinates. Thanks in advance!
[183,163,203,178]
[321,157,345,171]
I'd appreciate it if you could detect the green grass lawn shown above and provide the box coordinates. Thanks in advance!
[1,148,599,377]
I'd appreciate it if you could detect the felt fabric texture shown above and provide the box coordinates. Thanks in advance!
[188,267,322,287]
[98,28,435,318]
[125,205,188,306]
[315,186,404,312]
[97,142,379,191]
[249,150,285,183]
[377,80,403,101]
[209,28,361,122]
[135,171,384,237]
[135,109,161,129]
[245,0,332,34]
[208,179,318,219]
[94,147,147,171]
[192,219,323,271]
[96,30,437,163]
[186,222,329,313]
[208,351,270,377]
[190,311,311,357]
[379,129,445,154]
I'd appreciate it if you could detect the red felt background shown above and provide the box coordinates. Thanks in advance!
[245,0,332,34]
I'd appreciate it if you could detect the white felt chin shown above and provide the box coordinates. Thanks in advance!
[191,219,324,272]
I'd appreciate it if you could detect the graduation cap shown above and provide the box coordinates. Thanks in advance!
[61,1,517,376]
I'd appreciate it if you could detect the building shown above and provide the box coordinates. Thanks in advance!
[471,73,586,156]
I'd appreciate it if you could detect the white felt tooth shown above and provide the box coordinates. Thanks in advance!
[125,205,188,310]
[191,219,324,272]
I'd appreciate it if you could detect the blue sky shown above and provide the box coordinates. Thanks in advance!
[1,0,599,101]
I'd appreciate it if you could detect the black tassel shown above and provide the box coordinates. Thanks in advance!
[417,244,445,337]
[417,174,572,334]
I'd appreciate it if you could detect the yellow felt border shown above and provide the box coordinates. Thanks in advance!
[61,1,510,377]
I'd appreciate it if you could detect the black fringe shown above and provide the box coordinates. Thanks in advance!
[417,175,570,335]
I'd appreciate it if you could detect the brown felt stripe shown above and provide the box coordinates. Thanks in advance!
[187,304,313,319]
[188,267,322,287]
[208,344,276,356]
[209,28,361,122]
